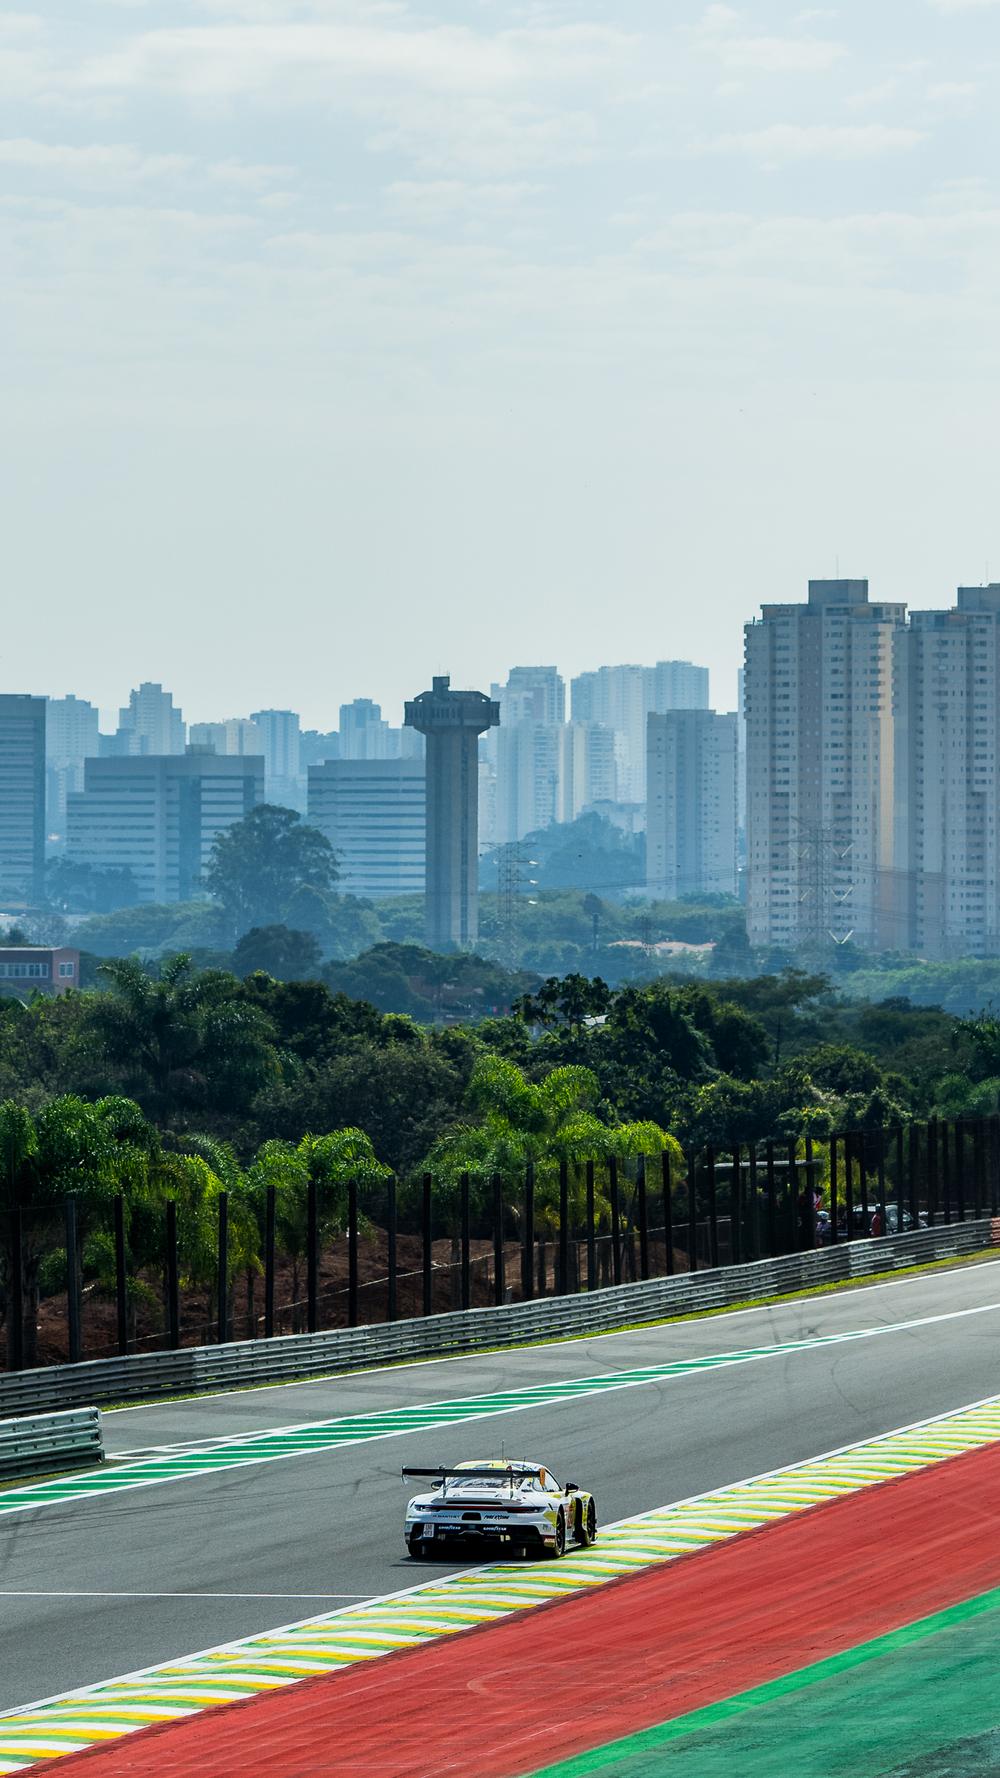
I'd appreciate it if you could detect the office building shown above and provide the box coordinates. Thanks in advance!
[647,711,739,900]
[405,675,500,949]
[499,667,565,727]
[558,722,617,823]
[46,695,101,845]
[650,660,710,715]
[338,699,423,764]
[115,683,185,756]
[67,749,263,904]
[308,759,425,898]
[249,709,304,811]
[189,718,262,757]
[744,580,905,952]
[0,695,46,905]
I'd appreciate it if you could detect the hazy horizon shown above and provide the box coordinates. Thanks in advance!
[4,0,998,730]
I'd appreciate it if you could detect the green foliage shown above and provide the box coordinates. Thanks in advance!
[205,804,338,939]
[233,926,323,982]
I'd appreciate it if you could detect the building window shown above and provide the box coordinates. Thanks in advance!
[59,962,75,978]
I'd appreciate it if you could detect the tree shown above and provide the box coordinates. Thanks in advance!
[88,955,279,1123]
[233,926,323,982]
[205,805,338,939]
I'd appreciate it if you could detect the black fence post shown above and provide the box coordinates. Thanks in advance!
[216,1190,229,1345]
[609,1157,622,1285]
[166,1200,180,1351]
[586,1159,597,1290]
[662,1149,675,1275]
[264,1183,276,1337]
[895,1125,905,1234]
[523,1164,535,1300]
[7,1207,24,1372]
[731,1144,743,1266]
[789,1142,802,1250]
[558,1159,570,1295]
[844,1133,855,1240]
[347,1180,359,1327]
[387,1176,398,1323]
[687,1151,699,1271]
[637,1155,649,1282]
[875,1129,887,1235]
[858,1133,870,1230]
[927,1118,938,1226]
[765,1141,776,1257]
[65,1195,82,1365]
[909,1122,920,1226]
[706,1148,719,1268]
[307,1178,319,1334]
[492,1175,505,1307]
[805,1135,817,1248]
[828,1137,839,1244]
[114,1193,128,1357]
[991,1117,1000,1216]
[941,1121,952,1224]
[460,1173,471,1310]
[956,1123,967,1223]
[748,1146,759,1260]
[422,1174,433,1317]
[973,1121,984,1222]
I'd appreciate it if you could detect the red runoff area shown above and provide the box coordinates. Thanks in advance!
[38,1441,1000,1778]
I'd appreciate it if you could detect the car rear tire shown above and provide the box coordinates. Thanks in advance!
[545,1508,567,1559]
[576,1497,597,1547]
[407,1538,429,1558]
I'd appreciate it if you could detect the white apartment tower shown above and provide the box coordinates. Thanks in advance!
[558,722,617,823]
[646,711,738,900]
[899,586,1000,957]
[745,580,905,953]
[116,684,185,756]
[570,661,709,804]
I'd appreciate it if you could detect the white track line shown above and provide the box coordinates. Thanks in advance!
[101,1254,1000,1419]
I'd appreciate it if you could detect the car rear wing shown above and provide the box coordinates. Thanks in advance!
[401,1465,545,1482]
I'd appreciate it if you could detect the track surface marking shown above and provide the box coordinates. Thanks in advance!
[3,1392,1000,1773]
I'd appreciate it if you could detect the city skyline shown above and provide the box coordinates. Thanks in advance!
[4,5,998,726]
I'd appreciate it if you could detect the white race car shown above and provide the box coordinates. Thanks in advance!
[402,1458,597,1559]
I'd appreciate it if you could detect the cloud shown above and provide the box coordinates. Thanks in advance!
[692,4,846,73]
[696,123,927,163]
[0,136,288,190]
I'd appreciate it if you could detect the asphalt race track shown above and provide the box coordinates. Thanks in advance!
[2,1260,999,1716]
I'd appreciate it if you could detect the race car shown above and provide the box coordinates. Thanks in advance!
[402,1458,597,1559]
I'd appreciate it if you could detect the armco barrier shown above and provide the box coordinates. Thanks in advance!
[0,1406,103,1479]
[0,1219,992,1420]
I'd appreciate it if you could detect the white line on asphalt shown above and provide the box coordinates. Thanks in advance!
[102,1254,1000,1423]
[6,1385,1000,1725]
[0,1600,370,1614]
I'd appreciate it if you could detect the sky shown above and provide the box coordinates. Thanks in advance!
[2,0,998,730]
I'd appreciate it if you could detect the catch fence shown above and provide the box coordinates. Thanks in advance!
[1,1115,997,1373]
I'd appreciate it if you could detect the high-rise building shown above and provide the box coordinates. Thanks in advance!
[557,722,617,823]
[115,683,186,756]
[500,667,565,727]
[45,695,101,846]
[896,586,1000,957]
[308,759,425,898]
[569,661,709,803]
[0,696,46,904]
[646,711,739,900]
[67,749,263,904]
[494,721,561,843]
[745,579,906,953]
[189,718,262,757]
[339,699,389,760]
[249,709,304,812]
[405,675,500,949]
[650,660,710,715]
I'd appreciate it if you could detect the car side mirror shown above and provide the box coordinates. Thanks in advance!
[566,1482,578,1492]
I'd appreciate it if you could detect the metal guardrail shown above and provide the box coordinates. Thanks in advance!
[0,1219,992,1420]
[0,1407,104,1479]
